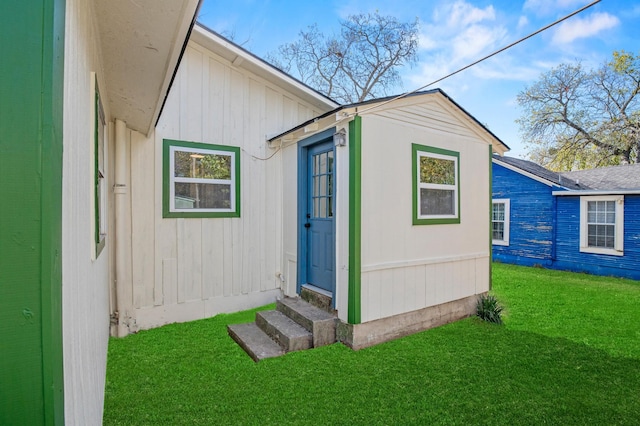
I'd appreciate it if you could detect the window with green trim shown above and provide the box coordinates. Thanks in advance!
[163,139,241,218]
[93,75,107,258]
[412,144,460,225]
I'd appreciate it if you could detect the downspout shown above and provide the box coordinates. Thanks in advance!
[114,119,129,337]
[551,190,558,266]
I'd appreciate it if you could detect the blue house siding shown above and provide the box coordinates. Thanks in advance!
[492,162,557,266]
[554,195,640,280]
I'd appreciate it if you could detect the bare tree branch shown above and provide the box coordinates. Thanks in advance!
[517,51,640,170]
[267,12,418,104]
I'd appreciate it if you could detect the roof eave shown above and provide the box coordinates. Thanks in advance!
[191,23,339,112]
[553,189,640,196]
[95,0,203,136]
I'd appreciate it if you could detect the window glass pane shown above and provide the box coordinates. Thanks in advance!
[319,152,327,175]
[492,203,504,221]
[492,222,504,240]
[420,188,454,215]
[319,175,327,197]
[174,151,231,179]
[420,156,455,185]
[175,183,231,209]
[328,151,334,173]
[319,197,327,218]
[588,224,615,248]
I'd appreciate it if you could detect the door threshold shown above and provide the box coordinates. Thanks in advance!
[301,284,332,298]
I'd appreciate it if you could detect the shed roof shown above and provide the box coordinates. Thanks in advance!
[269,89,510,153]
[561,163,640,190]
[492,155,581,189]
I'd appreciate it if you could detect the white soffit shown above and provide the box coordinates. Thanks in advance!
[94,0,201,135]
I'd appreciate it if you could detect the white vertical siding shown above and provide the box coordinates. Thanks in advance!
[130,42,329,329]
[61,0,111,423]
[358,100,491,323]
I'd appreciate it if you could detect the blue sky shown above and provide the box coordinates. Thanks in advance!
[198,0,640,158]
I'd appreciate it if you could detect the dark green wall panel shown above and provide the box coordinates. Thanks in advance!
[0,0,65,424]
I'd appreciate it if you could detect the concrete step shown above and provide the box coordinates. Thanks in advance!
[256,310,312,352]
[277,297,337,347]
[301,285,335,314]
[227,322,284,362]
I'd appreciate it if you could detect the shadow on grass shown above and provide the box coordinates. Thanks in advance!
[104,313,640,425]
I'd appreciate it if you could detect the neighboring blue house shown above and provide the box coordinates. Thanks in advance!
[492,156,640,280]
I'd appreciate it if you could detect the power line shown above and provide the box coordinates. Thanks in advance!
[353,0,602,117]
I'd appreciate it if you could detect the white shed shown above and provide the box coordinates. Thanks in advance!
[271,91,509,349]
[118,25,509,350]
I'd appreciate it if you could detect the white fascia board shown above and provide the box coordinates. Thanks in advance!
[191,25,338,111]
[553,189,640,196]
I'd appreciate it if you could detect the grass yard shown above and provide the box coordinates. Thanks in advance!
[103,264,640,425]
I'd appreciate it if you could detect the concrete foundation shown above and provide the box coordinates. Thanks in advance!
[337,294,483,350]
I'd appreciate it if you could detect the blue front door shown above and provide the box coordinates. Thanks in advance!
[304,141,335,294]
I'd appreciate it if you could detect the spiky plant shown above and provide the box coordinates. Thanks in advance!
[476,294,503,325]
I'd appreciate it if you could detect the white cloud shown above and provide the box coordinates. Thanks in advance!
[523,0,586,16]
[552,12,620,44]
[452,24,507,62]
[411,0,508,86]
[447,1,496,27]
[517,15,529,29]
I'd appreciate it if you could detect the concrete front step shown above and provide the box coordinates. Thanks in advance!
[301,285,335,314]
[256,310,312,352]
[277,297,337,347]
[227,322,284,362]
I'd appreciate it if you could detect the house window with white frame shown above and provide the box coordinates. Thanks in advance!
[412,144,460,225]
[492,199,510,245]
[163,139,240,218]
[580,195,624,256]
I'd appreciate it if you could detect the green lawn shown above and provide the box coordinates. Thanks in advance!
[103,264,640,425]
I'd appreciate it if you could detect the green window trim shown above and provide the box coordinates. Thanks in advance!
[163,139,241,218]
[94,75,106,258]
[412,143,461,225]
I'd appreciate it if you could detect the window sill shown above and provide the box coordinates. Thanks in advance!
[579,247,624,257]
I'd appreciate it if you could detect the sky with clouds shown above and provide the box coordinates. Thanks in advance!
[198,0,639,158]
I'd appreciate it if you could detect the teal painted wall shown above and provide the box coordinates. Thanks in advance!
[0,0,65,424]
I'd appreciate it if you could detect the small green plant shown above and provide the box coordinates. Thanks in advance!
[476,294,503,324]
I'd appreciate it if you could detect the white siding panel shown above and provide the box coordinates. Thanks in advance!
[177,218,203,302]
[131,131,155,308]
[358,106,491,322]
[61,0,111,423]
[129,41,334,330]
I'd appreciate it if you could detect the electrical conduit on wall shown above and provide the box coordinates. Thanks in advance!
[114,118,130,337]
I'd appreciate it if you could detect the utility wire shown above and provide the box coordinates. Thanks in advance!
[353,0,602,117]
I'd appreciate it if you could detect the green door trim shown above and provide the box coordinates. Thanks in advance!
[348,116,362,324]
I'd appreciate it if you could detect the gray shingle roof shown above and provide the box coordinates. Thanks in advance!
[561,163,640,190]
[492,155,582,189]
